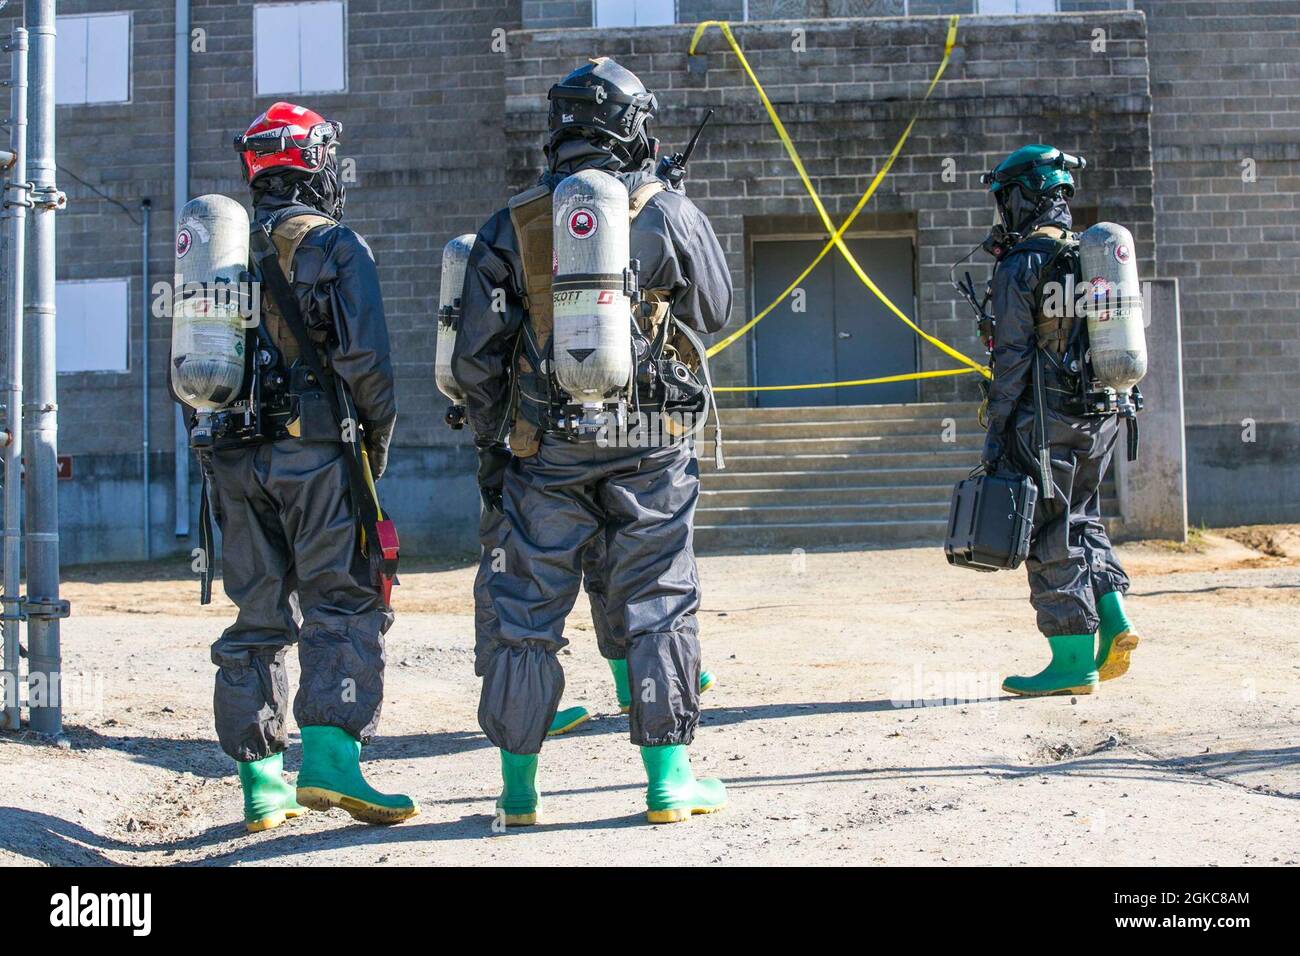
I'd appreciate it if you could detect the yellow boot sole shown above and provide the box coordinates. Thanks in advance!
[245,805,307,833]
[1098,630,1140,682]
[1001,680,1098,698]
[296,786,419,825]
[501,810,538,826]
[546,712,590,737]
[645,801,726,824]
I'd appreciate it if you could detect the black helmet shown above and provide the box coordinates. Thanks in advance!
[548,57,658,167]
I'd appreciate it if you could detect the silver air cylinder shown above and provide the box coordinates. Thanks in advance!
[1079,222,1147,394]
[170,195,251,430]
[435,233,475,428]
[552,169,633,403]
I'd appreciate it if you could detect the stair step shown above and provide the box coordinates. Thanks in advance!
[700,484,953,507]
[711,434,981,455]
[705,415,981,441]
[697,500,949,525]
[681,400,1130,552]
[713,401,972,424]
[700,465,973,490]
[695,518,949,551]
[701,449,976,473]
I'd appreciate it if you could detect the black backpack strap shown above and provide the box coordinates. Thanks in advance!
[248,222,398,594]
[198,468,215,605]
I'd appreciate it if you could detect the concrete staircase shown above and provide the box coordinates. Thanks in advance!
[695,402,978,552]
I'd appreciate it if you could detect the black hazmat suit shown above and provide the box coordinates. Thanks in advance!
[452,139,733,756]
[984,195,1130,637]
[207,194,397,763]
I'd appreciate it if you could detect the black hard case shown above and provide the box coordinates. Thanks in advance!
[944,470,1038,572]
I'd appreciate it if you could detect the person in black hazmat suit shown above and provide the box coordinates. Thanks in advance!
[979,144,1141,697]
[452,58,733,825]
[204,102,416,832]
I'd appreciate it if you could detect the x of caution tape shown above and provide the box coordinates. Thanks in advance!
[688,16,992,391]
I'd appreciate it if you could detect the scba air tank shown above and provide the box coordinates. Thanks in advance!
[435,233,476,427]
[1079,222,1147,394]
[170,194,251,416]
[551,169,633,402]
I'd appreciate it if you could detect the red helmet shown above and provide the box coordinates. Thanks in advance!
[234,102,342,183]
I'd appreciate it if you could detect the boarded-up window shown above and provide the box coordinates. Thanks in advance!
[254,2,347,96]
[56,279,130,374]
[594,0,676,28]
[56,13,131,105]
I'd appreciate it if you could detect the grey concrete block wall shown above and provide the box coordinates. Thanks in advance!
[6,0,1297,562]
[3,0,521,562]
[1138,0,1300,525]
[505,11,1154,407]
[1114,278,1186,541]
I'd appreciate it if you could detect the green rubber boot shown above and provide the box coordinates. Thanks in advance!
[1002,634,1100,697]
[1096,591,1140,682]
[699,669,716,695]
[610,658,634,713]
[295,725,419,825]
[640,745,727,824]
[546,705,591,737]
[613,659,716,714]
[236,752,307,833]
[496,750,540,826]
[550,660,717,735]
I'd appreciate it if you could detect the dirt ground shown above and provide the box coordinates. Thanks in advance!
[1,526,1297,867]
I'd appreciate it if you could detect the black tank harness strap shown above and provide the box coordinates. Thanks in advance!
[198,469,216,605]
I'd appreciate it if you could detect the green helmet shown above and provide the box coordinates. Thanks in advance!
[982,144,1086,199]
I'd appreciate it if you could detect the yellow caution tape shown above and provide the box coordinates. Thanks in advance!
[713,367,976,393]
[359,446,386,550]
[360,447,383,518]
[689,17,991,382]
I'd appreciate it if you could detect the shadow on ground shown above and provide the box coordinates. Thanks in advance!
[39,696,993,773]
[5,737,1294,865]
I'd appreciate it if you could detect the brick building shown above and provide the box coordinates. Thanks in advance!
[0,0,1296,563]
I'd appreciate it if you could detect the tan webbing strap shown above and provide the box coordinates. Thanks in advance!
[629,179,665,221]
[506,187,555,457]
[1030,224,1068,241]
[508,185,554,332]
[264,213,335,364]
[629,181,670,341]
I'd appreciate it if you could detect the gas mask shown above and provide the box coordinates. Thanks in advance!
[297,145,346,220]
[982,203,1020,261]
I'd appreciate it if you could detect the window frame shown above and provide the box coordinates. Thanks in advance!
[54,11,133,107]
[253,0,350,98]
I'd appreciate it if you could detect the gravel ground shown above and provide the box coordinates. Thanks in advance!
[1,527,1297,866]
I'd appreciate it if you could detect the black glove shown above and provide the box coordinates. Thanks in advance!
[364,415,396,481]
[981,428,1007,472]
[476,442,511,513]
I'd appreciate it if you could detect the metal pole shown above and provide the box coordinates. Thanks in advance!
[172,0,190,538]
[1,26,29,732]
[140,197,151,560]
[23,0,66,737]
